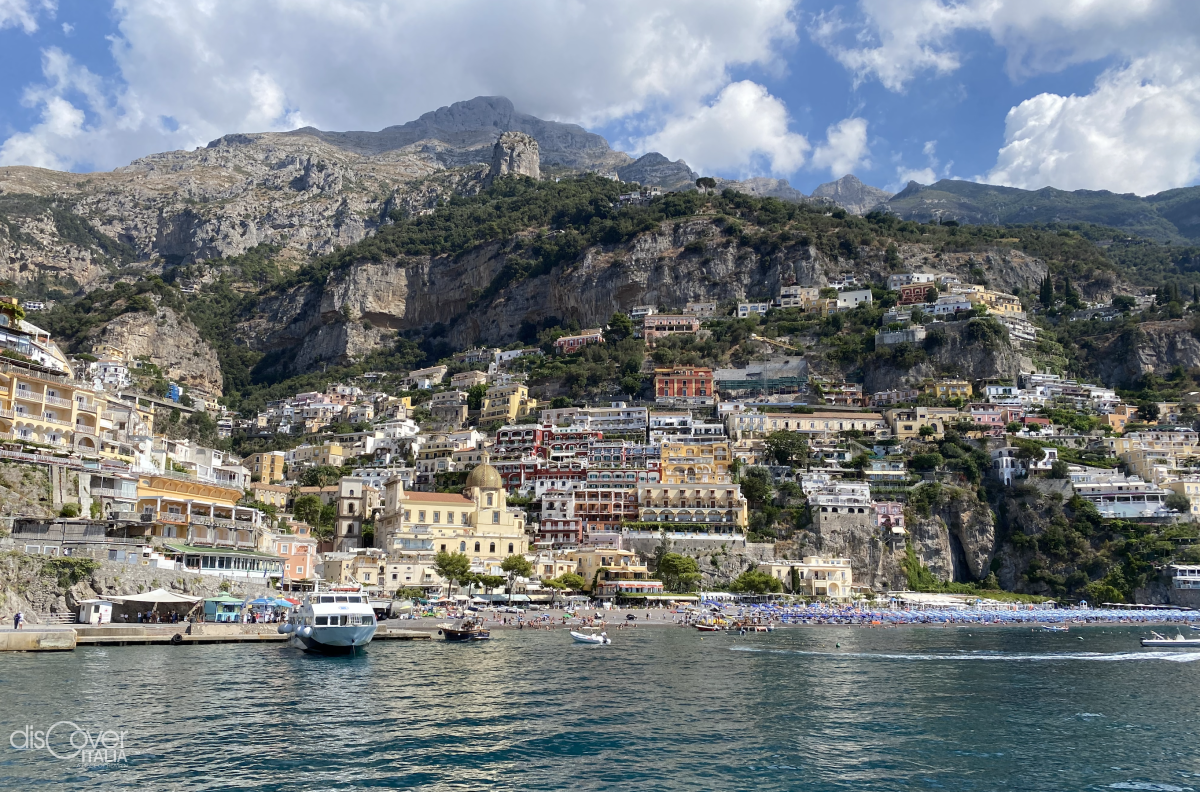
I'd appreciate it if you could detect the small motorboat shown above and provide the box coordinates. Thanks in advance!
[438,616,491,642]
[695,623,723,632]
[1040,625,1069,633]
[570,630,610,645]
[1141,631,1200,647]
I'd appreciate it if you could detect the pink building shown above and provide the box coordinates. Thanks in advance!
[555,329,604,354]
[642,314,701,343]
[873,502,906,538]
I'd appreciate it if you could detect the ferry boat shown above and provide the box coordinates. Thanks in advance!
[279,585,378,654]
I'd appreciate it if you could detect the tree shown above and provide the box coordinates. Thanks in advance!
[293,494,322,527]
[728,569,783,594]
[300,465,341,488]
[1005,421,1023,434]
[501,554,534,605]
[1049,460,1071,479]
[433,551,472,598]
[466,383,489,411]
[1039,274,1054,308]
[607,311,634,343]
[554,572,585,591]
[925,286,938,304]
[910,452,943,471]
[657,552,701,592]
[1166,492,1192,515]
[765,430,808,467]
[695,176,717,193]
[884,242,901,269]
[1137,401,1160,423]
[918,424,936,438]
[740,471,773,508]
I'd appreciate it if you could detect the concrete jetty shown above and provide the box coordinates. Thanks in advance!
[0,624,433,650]
[0,627,77,651]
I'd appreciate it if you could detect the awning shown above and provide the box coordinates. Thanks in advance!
[106,588,202,604]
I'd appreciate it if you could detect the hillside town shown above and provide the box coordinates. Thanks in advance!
[6,267,1200,611]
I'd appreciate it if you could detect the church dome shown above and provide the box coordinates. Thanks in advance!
[465,462,502,490]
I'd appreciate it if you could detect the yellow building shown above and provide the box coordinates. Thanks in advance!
[292,443,344,468]
[377,459,529,570]
[0,357,110,455]
[247,481,290,509]
[884,406,960,440]
[480,383,537,425]
[660,440,732,483]
[758,556,853,599]
[246,451,286,483]
[922,379,973,399]
[571,547,663,597]
[1103,404,1140,432]
[1166,479,1200,518]
[960,287,1023,315]
[323,548,388,590]
[133,471,271,580]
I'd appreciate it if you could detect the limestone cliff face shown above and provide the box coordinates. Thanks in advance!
[488,132,540,182]
[795,485,995,590]
[1091,320,1200,387]
[91,307,224,395]
[863,318,1022,393]
[237,217,1054,376]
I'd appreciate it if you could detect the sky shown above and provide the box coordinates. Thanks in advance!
[0,0,1198,196]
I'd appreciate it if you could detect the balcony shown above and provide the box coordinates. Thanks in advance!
[74,424,97,436]
[44,395,71,408]
[76,401,98,413]
[41,414,70,427]
[158,513,189,526]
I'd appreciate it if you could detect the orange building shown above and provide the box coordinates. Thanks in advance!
[654,367,713,402]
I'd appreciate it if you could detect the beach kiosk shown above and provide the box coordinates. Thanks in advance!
[77,599,113,625]
[203,594,244,623]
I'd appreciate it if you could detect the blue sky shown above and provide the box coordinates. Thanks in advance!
[1,1,1198,197]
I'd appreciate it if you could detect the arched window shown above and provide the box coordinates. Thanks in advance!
[475,542,481,552]
[486,493,494,506]
[508,543,514,554]
[460,541,466,552]
[489,542,495,553]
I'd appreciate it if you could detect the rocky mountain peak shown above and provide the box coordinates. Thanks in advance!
[616,153,698,191]
[811,174,893,215]
[488,131,540,183]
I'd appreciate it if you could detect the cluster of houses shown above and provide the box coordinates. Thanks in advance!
[6,267,1195,604]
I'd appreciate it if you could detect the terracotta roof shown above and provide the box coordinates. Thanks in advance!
[401,491,473,505]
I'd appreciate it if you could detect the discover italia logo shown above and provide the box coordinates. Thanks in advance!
[10,722,128,765]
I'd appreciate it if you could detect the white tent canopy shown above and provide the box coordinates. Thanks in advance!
[106,588,203,604]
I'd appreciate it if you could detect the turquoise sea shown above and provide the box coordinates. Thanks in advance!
[1,625,1198,791]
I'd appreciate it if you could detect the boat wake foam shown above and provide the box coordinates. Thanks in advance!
[729,646,1200,662]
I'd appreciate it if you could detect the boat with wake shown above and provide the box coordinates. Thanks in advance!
[1039,625,1069,633]
[1141,631,1200,647]
[279,585,377,655]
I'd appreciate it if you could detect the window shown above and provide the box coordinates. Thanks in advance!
[474,542,481,552]
[315,616,329,625]
[441,544,447,551]
[508,543,514,553]
[296,566,304,575]
[490,542,495,553]
[486,493,494,506]
[419,511,426,523]
[433,511,440,523]
[493,511,500,524]
[460,541,466,552]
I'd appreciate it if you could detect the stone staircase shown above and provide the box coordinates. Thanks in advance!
[38,612,76,626]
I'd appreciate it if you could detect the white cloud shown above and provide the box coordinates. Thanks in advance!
[893,166,938,188]
[813,0,1200,194]
[638,80,810,176]
[0,0,54,34]
[810,0,1200,91]
[0,0,800,172]
[811,117,869,177]
[986,52,1200,194]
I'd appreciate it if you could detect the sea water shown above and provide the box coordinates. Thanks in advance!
[1,625,1198,791]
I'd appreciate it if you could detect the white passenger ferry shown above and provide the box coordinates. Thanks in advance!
[279,585,378,654]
